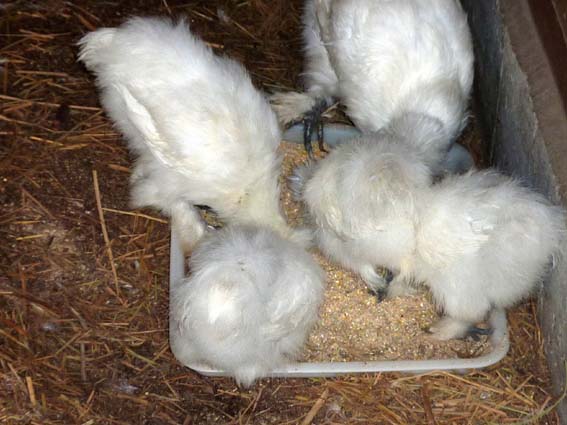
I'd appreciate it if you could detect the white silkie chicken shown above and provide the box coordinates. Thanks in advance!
[293,125,565,340]
[78,17,309,252]
[170,225,325,387]
[272,0,473,172]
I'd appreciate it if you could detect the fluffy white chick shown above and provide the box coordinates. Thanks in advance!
[407,170,565,340]
[295,132,565,340]
[170,225,325,387]
[272,0,473,169]
[78,17,309,253]
[296,130,431,296]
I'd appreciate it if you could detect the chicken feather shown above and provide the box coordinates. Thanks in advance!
[170,225,325,387]
[79,17,310,252]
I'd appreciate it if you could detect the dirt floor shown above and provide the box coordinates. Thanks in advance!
[0,1,563,424]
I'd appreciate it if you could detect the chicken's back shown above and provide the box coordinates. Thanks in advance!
[416,170,565,309]
[78,17,281,204]
[171,226,324,387]
[319,0,472,136]
[304,136,429,271]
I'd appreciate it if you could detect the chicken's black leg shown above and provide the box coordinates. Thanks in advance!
[303,115,316,159]
[317,115,326,153]
[302,98,328,158]
[465,325,492,341]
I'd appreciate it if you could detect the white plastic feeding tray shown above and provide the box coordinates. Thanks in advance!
[169,124,509,378]
[169,232,509,378]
